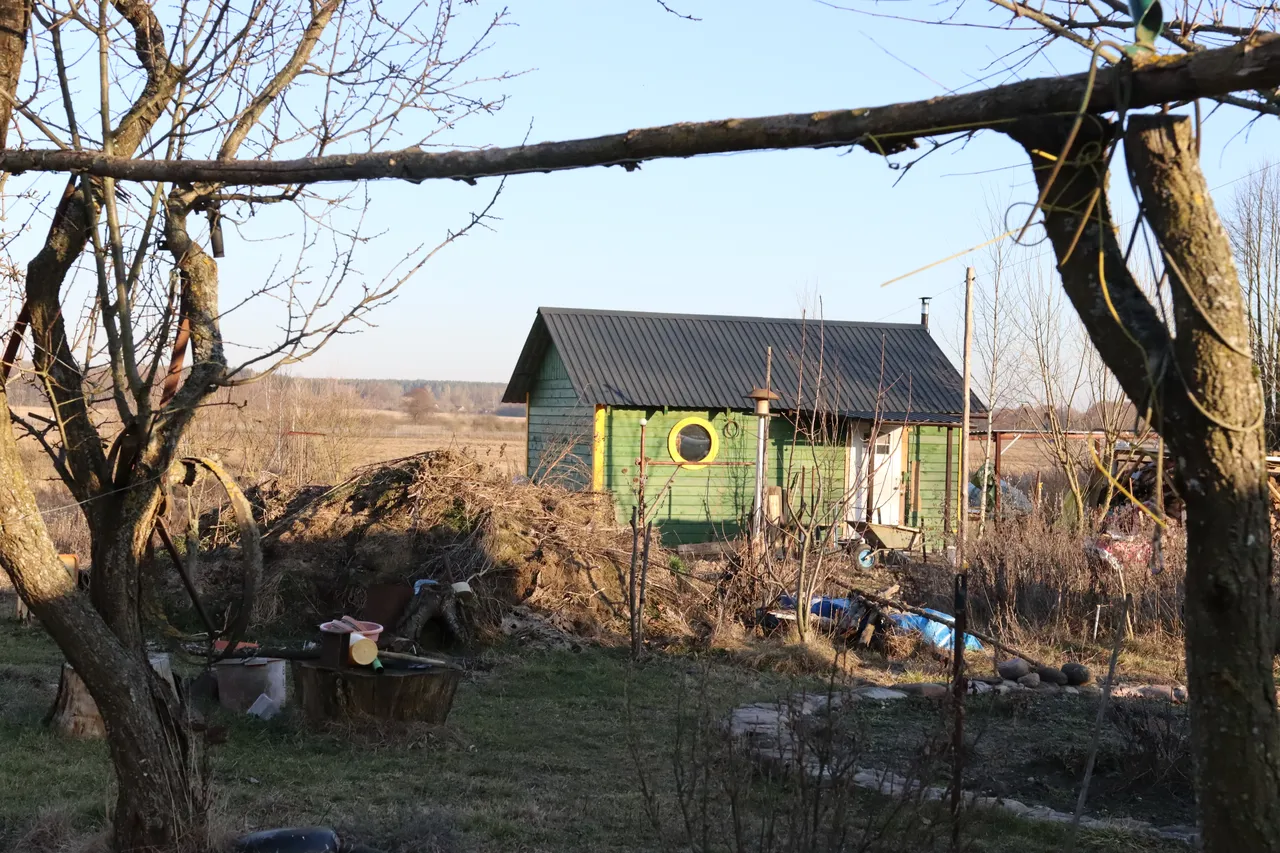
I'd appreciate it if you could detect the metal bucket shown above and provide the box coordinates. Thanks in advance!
[214,658,286,713]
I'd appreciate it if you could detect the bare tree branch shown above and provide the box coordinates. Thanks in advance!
[0,34,1275,187]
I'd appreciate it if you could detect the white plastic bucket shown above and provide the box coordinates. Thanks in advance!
[214,658,286,713]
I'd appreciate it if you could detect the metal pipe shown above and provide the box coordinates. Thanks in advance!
[749,347,774,541]
[753,407,768,538]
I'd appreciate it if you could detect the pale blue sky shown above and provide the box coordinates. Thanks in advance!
[222,0,1278,383]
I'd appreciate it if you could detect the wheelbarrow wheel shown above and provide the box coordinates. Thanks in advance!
[855,545,875,569]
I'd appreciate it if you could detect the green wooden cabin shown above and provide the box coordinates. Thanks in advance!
[502,308,985,546]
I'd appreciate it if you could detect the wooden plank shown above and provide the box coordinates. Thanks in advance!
[592,406,606,491]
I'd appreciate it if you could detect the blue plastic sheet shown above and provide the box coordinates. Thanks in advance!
[773,596,983,652]
[888,608,984,652]
[778,593,852,622]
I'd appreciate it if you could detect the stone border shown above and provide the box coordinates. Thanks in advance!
[728,686,1196,846]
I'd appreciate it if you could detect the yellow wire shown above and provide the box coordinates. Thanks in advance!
[1088,440,1167,529]
[877,228,1019,288]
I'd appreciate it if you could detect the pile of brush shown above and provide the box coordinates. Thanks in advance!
[183,450,702,645]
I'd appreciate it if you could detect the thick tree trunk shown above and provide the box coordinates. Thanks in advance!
[1124,115,1280,850]
[1004,114,1280,850]
[0,391,208,852]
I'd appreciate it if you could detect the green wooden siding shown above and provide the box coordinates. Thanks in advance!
[603,408,846,544]
[903,425,960,548]
[525,344,593,489]
[523,339,958,546]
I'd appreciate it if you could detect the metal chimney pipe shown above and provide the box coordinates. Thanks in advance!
[920,297,932,329]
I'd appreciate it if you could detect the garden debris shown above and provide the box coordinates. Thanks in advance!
[499,605,584,653]
[849,588,1039,666]
[187,451,661,644]
[726,693,1199,845]
[246,693,281,720]
[234,826,341,853]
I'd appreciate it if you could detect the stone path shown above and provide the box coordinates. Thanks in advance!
[727,683,1197,846]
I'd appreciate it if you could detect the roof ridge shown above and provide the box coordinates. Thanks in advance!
[536,306,926,330]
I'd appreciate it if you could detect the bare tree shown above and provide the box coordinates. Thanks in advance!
[0,3,507,850]
[972,206,1019,537]
[1227,164,1280,447]
[1015,264,1094,527]
[0,19,1276,852]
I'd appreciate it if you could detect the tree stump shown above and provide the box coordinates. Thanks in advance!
[48,664,105,738]
[47,654,176,739]
[291,661,461,725]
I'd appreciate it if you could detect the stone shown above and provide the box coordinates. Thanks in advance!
[1137,685,1176,702]
[1017,672,1041,688]
[1063,686,1079,695]
[1036,666,1068,686]
[856,686,908,701]
[968,679,993,694]
[790,692,842,716]
[1000,680,1020,692]
[1062,662,1091,686]
[997,658,1032,680]
[1172,686,1188,703]
[898,682,948,699]
[729,703,790,738]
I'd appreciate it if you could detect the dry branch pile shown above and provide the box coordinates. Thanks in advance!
[189,451,704,644]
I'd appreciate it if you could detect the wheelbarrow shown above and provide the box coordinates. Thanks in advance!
[847,522,921,568]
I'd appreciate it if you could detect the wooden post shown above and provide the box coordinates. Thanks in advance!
[958,267,974,569]
[944,426,954,538]
[993,432,1003,520]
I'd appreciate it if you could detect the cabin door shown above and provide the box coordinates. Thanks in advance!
[847,424,903,527]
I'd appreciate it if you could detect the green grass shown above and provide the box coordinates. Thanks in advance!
[0,624,1191,852]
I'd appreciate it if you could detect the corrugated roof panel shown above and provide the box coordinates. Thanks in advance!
[502,307,985,419]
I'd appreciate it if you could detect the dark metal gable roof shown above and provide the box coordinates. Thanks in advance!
[502,307,985,420]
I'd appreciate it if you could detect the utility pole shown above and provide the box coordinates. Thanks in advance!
[958,267,975,570]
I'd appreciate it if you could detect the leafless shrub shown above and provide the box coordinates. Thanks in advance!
[965,516,1185,637]
[632,667,955,853]
[1106,700,1193,796]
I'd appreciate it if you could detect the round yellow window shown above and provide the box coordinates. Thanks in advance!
[668,416,719,469]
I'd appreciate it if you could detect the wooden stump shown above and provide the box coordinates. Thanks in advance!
[291,660,461,725]
[47,654,176,739]
[48,664,105,738]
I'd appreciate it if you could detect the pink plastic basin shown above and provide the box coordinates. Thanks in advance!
[319,618,383,644]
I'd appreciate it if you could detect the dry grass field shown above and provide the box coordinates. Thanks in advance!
[2,406,527,573]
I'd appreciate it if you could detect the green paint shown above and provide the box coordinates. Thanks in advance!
[904,426,959,548]
[602,408,845,544]
[525,344,593,489]
[524,346,959,546]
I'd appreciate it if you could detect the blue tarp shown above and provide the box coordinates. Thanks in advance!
[779,593,852,622]
[888,608,984,652]
[773,596,983,652]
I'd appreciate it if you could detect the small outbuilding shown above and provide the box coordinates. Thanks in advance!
[502,307,984,545]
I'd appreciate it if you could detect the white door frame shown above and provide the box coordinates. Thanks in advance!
[847,421,903,527]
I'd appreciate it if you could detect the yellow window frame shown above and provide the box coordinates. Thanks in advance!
[668,415,719,470]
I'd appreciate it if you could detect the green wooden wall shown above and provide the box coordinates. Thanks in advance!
[601,408,846,544]
[524,345,961,546]
[903,425,960,548]
[525,344,593,489]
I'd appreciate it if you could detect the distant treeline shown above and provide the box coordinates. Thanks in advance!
[324,378,522,415]
[5,367,524,416]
